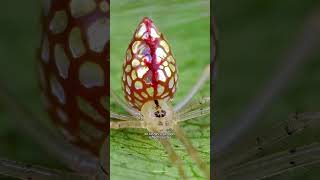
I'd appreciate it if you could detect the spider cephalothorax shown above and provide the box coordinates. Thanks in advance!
[141,99,174,132]
[122,17,178,110]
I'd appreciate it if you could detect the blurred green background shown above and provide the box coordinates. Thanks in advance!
[0,1,66,180]
[110,0,210,179]
[215,0,320,179]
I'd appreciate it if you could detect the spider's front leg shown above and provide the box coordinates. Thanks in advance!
[174,64,210,112]
[220,111,320,172]
[177,106,210,122]
[110,119,145,129]
[173,64,211,123]
[99,137,109,179]
[0,158,91,180]
[177,96,210,115]
[111,88,140,117]
[110,110,144,129]
[175,96,210,123]
[111,111,140,121]
[225,143,320,180]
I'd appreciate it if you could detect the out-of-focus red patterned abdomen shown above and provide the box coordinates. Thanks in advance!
[38,0,109,156]
[122,17,178,110]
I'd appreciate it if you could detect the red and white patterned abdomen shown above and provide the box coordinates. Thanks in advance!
[122,17,178,110]
[38,0,109,156]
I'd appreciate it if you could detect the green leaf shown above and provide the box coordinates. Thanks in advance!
[110,0,210,179]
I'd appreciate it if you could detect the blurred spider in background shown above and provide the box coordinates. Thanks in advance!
[213,7,320,180]
[0,0,109,179]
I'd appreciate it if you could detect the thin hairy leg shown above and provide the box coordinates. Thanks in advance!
[158,139,187,180]
[177,107,210,122]
[110,111,139,121]
[174,64,210,112]
[110,120,145,129]
[0,158,92,180]
[177,97,210,115]
[98,137,109,179]
[215,9,320,156]
[0,85,99,175]
[220,111,320,169]
[111,88,140,117]
[253,112,320,150]
[174,125,210,179]
[225,143,320,180]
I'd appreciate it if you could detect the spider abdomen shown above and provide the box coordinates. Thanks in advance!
[38,0,109,156]
[122,17,178,110]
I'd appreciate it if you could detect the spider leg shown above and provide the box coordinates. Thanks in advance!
[98,137,109,179]
[0,85,99,175]
[176,97,210,115]
[110,120,145,129]
[224,143,320,180]
[220,111,320,171]
[177,107,210,123]
[158,138,188,180]
[215,10,320,156]
[173,125,210,179]
[174,64,210,112]
[110,111,139,121]
[0,158,92,180]
[111,88,140,117]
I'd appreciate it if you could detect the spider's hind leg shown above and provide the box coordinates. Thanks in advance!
[158,138,188,180]
[173,125,210,179]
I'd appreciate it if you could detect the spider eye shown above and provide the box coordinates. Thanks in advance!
[154,110,166,118]
[122,17,178,110]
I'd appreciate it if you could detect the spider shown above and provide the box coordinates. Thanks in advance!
[109,17,211,180]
